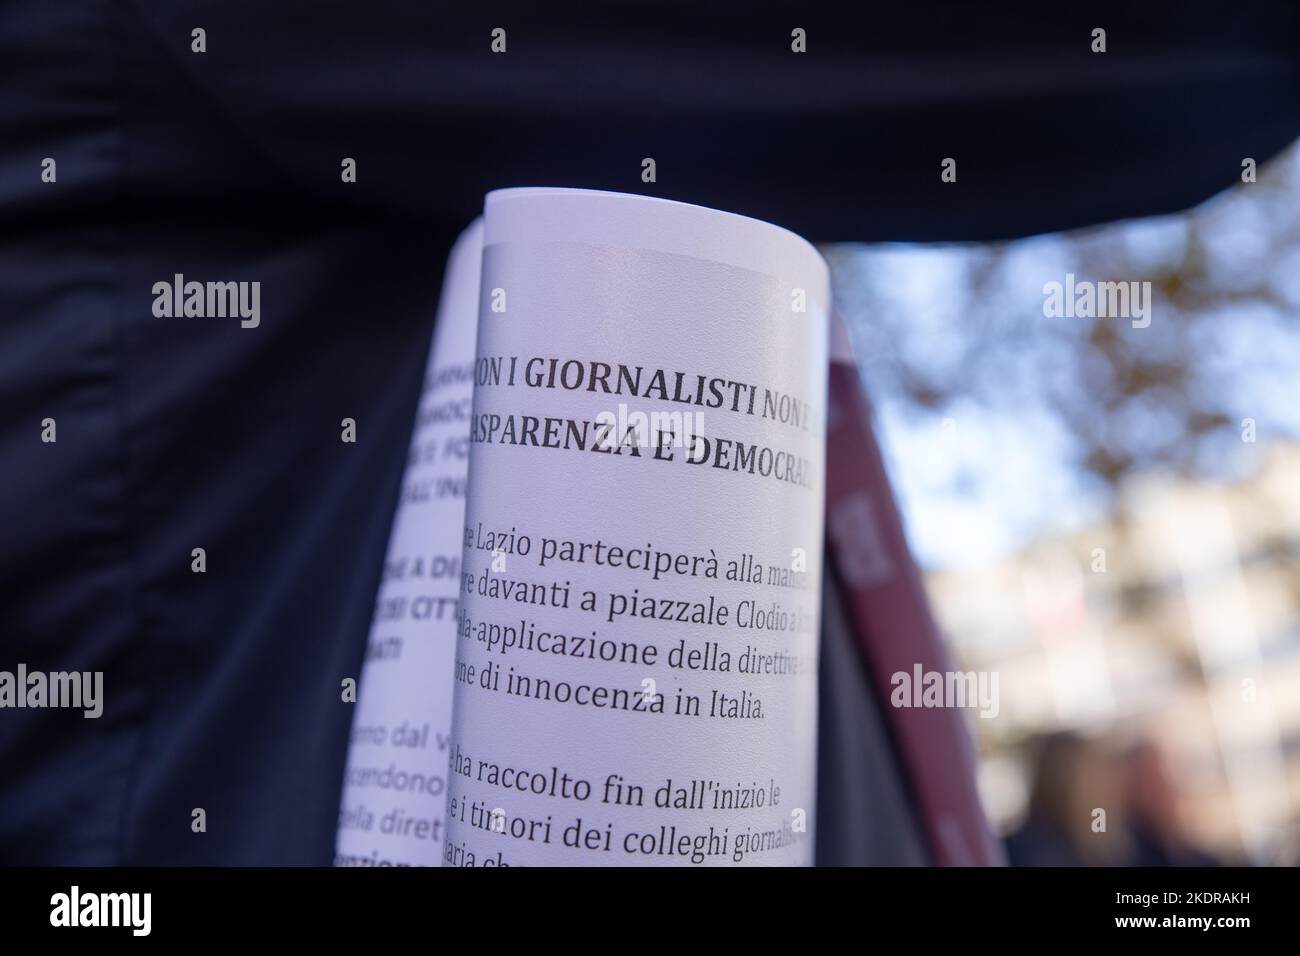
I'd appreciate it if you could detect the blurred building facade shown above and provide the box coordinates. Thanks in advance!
[928,443,1300,864]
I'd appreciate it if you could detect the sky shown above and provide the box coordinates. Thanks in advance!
[830,143,1300,571]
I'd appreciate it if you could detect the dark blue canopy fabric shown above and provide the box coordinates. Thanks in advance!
[2,0,1297,864]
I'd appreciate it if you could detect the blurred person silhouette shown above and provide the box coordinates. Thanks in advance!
[1122,739,1221,867]
[1006,732,1131,866]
